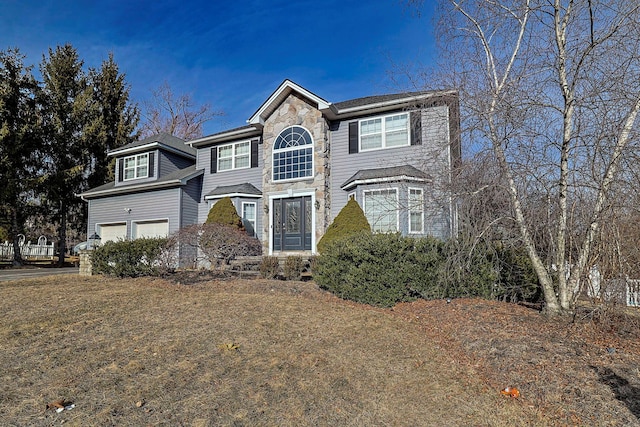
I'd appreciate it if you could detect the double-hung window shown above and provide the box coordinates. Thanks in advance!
[359,113,409,151]
[218,141,250,171]
[363,189,398,233]
[123,153,149,180]
[242,202,257,237]
[409,188,424,233]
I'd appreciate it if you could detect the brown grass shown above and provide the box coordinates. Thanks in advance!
[2,273,638,426]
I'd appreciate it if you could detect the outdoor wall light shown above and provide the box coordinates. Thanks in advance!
[124,208,131,213]
[315,200,320,210]
[264,204,269,214]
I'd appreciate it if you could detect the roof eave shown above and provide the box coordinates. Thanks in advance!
[341,175,430,191]
[80,169,204,199]
[108,142,196,159]
[188,126,262,148]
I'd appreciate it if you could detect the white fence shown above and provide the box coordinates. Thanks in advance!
[0,235,55,261]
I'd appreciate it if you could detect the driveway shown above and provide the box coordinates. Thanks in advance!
[0,267,79,282]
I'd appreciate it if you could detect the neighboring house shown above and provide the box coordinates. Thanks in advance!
[80,79,460,256]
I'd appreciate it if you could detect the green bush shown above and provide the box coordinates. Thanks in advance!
[314,233,446,307]
[260,256,280,279]
[284,256,304,280]
[92,238,169,278]
[314,232,541,307]
[317,197,370,253]
[206,197,243,229]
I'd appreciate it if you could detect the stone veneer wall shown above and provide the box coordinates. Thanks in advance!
[78,249,93,276]
[261,93,330,253]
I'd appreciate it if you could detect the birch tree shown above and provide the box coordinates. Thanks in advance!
[425,0,640,315]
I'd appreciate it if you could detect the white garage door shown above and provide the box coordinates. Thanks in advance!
[134,220,169,239]
[98,223,127,242]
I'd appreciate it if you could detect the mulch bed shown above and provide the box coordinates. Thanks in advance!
[391,298,640,426]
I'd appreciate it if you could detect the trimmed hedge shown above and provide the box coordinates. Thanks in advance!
[314,233,445,307]
[206,197,244,229]
[314,233,540,307]
[317,197,370,253]
[92,238,169,278]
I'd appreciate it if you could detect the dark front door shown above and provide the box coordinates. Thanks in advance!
[273,196,312,251]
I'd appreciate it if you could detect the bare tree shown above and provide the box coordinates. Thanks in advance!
[139,81,223,140]
[418,0,640,315]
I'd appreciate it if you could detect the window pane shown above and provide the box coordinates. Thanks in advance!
[360,118,382,134]
[235,142,249,155]
[218,158,232,171]
[235,154,250,168]
[386,130,408,147]
[385,114,407,131]
[409,189,424,233]
[219,145,233,158]
[364,189,397,233]
[361,134,382,150]
[137,154,148,166]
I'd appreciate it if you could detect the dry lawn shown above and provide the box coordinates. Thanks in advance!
[0,272,638,426]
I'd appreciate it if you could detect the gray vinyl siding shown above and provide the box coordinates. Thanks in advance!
[197,142,263,223]
[329,105,452,239]
[87,188,182,239]
[180,176,203,228]
[160,150,195,177]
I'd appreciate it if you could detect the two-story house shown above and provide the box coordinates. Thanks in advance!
[80,80,460,256]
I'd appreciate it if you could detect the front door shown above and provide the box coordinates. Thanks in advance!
[273,196,312,251]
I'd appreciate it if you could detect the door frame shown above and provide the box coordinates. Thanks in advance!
[268,189,316,255]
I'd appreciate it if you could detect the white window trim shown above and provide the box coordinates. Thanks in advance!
[272,125,314,182]
[242,201,257,237]
[358,112,410,152]
[408,187,425,234]
[218,140,251,172]
[123,153,149,181]
[363,188,399,233]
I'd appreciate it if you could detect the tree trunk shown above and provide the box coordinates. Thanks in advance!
[11,208,23,267]
[57,201,66,267]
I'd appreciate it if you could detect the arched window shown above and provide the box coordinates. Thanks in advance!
[272,126,314,181]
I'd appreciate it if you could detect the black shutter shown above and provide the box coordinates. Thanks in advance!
[118,158,124,182]
[148,152,155,177]
[348,121,359,154]
[251,139,259,168]
[411,111,422,146]
[210,147,217,173]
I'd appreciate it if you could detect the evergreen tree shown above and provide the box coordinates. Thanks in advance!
[39,44,93,265]
[86,53,139,187]
[205,197,244,229]
[317,196,371,253]
[0,48,40,265]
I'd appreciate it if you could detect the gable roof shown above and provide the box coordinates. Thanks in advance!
[248,79,331,126]
[79,165,203,199]
[341,165,431,191]
[108,133,196,159]
[204,183,262,199]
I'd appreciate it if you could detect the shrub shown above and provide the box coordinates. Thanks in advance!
[206,197,243,229]
[170,223,261,268]
[92,237,169,278]
[199,223,261,266]
[260,256,280,279]
[284,256,304,280]
[317,197,370,253]
[314,233,446,307]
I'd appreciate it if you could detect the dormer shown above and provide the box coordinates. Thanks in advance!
[109,133,196,186]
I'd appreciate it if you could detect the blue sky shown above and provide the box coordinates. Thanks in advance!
[0,0,437,135]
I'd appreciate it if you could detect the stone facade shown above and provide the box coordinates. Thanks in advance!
[78,250,93,276]
[260,93,330,253]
